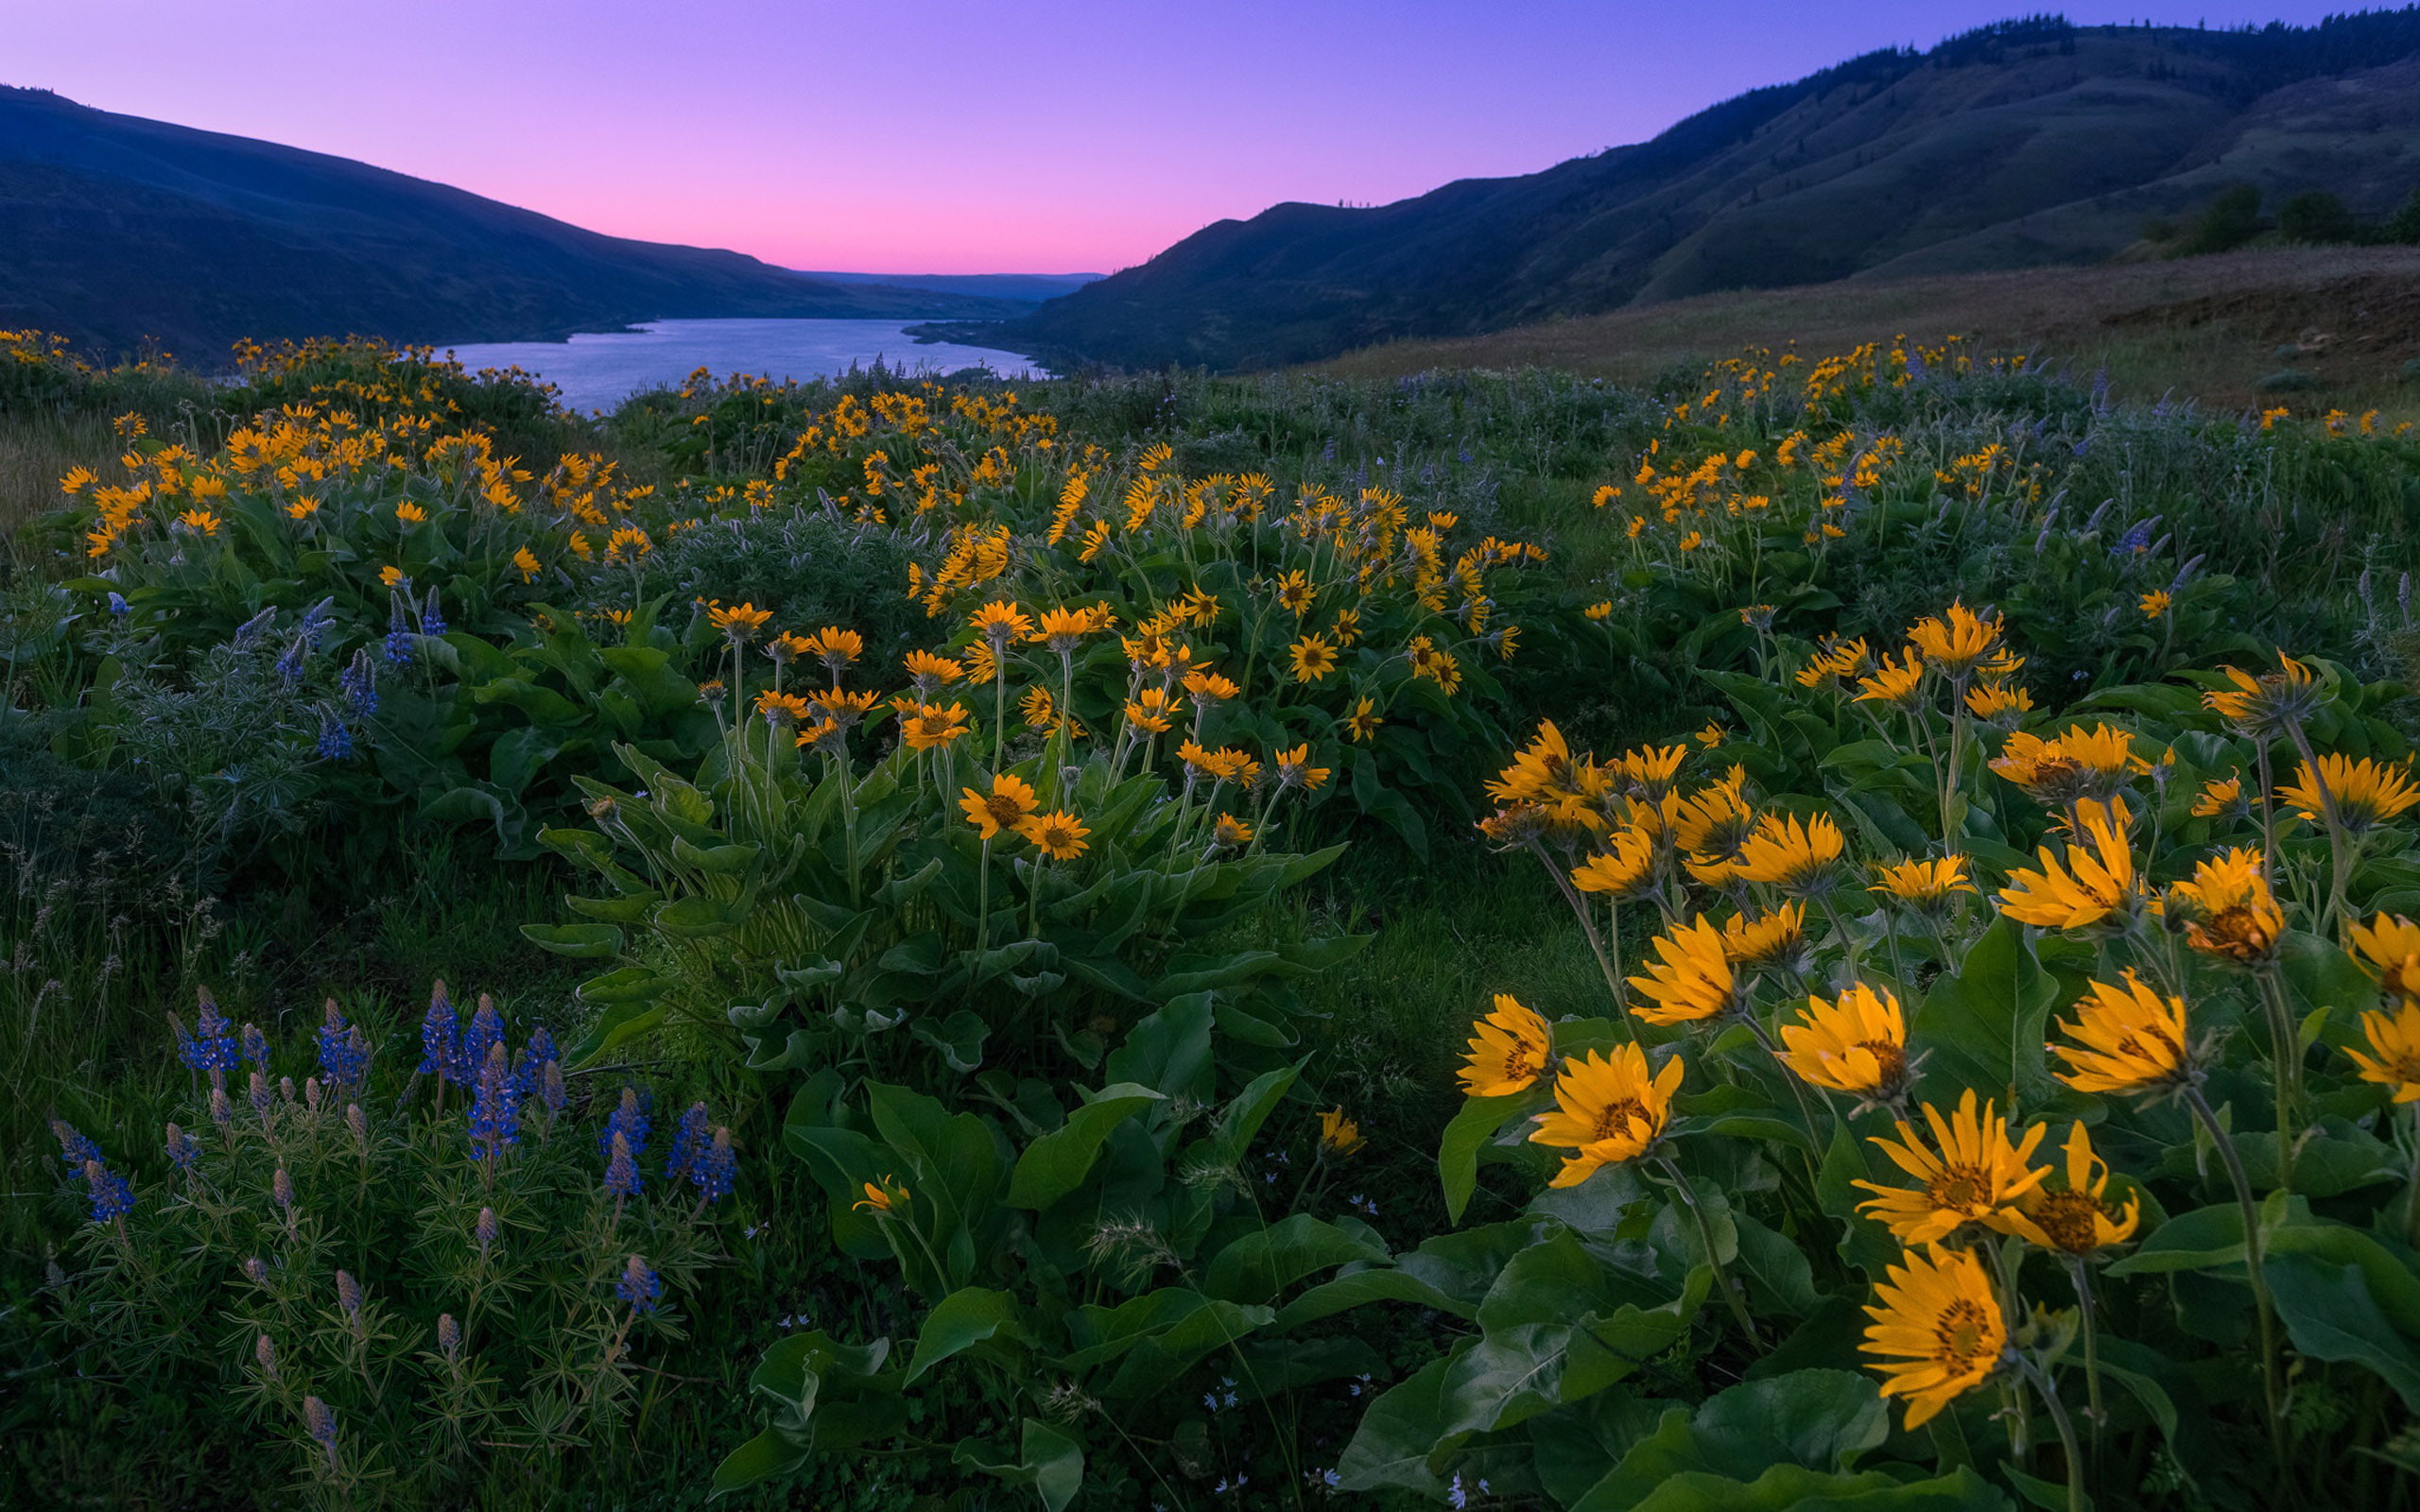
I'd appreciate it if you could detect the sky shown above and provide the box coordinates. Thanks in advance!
[1,1,2373,273]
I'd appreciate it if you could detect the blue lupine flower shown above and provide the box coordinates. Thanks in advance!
[83,1158,134,1224]
[317,1004,367,1089]
[1906,351,1927,384]
[303,1396,338,1468]
[475,1206,499,1251]
[165,1124,201,1172]
[604,1129,641,1199]
[419,586,447,637]
[298,596,334,649]
[233,606,276,649]
[336,1269,363,1321]
[51,1119,101,1170]
[615,1254,662,1314]
[241,1022,269,1069]
[469,1042,518,1160]
[690,1127,735,1204]
[340,650,378,715]
[510,1026,554,1099]
[416,984,462,1086]
[2112,520,2153,556]
[665,1102,710,1184]
[463,995,504,1080]
[275,637,306,683]
[438,1314,461,1358]
[107,591,129,617]
[183,990,239,1078]
[249,1071,273,1121]
[597,1088,650,1173]
[542,1060,566,1120]
[384,594,415,665]
[316,711,354,761]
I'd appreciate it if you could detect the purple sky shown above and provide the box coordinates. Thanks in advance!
[7,2,2366,272]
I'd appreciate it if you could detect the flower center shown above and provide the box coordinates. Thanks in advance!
[2031,1190,2105,1253]
[1934,1299,1996,1366]
[1592,1097,1649,1143]
[1927,1163,1990,1212]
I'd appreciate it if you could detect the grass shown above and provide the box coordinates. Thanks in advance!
[1313,245,2420,418]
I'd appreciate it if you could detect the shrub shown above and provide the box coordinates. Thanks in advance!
[2175,181,2266,256]
[2277,188,2358,245]
[34,986,735,1506]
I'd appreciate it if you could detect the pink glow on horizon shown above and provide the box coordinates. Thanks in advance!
[6,0,2367,273]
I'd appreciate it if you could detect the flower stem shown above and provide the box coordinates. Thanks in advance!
[2014,1354,2085,1512]
[2183,1081,2288,1464]
[2254,964,2302,1192]
[2063,1255,2105,1454]
[1657,1157,1761,1348]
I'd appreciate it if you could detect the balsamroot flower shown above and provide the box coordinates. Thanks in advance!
[1457,993,1553,1098]
[1288,633,1339,683]
[2001,1123,2140,1255]
[1015,810,1091,861]
[1626,917,1738,1025]
[2281,754,2420,834]
[969,600,1033,652]
[1721,902,1807,971]
[1317,1108,1364,1157]
[1906,601,2004,677]
[1854,1090,2047,1244]
[2191,775,2248,819]
[1860,1245,2008,1429]
[2169,847,2283,963]
[2050,971,2192,1094]
[1996,796,2136,929]
[898,701,972,750]
[2349,913,2420,1005]
[854,1176,908,1214]
[1852,651,1925,710]
[2346,999,2420,1103]
[707,602,772,642]
[1776,984,1909,1102]
[1869,855,1975,913]
[2203,650,2323,736]
[1964,680,2031,722]
[1570,826,1657,901]
[1527,1041,1684,1188]
[959,772,1038,839]
[1730,812,1843,895]
[1990,725,2146,803]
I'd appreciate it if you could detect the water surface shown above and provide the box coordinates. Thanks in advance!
[442,318,1041,412]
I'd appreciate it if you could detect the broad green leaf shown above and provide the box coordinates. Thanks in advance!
[520,921,622,957]
[1335,1351,1465,1496]
[1202,1214,1390,1305]
[1439,1091,1531,1225]
[1005,1085,1163,1210]
[905,1287,1024,1384]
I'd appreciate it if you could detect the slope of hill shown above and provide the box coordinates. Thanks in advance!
[0,87,1025,360]
[969,12,2420,372]
[794,271,1105,303]
[1312,244,2420,413]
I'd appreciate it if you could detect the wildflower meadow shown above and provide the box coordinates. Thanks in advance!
[8,329,2420,1510]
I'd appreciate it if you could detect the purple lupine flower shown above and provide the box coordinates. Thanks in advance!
[475,1206,499,1252]
[416,982,461,1086]
[82,1159,134,1224]
[183,989,238,1080]
[665,1102,710,1185]
[604,1130,640,1200]
[690,1127,735,1205]
[249,1071,273,1122]
[541,1060,565,1121]
[462,995,504,1082]
[597,1088,649,1174]
[340,649,378,715]
[303,1395,338,1469]
[50,1120,101,1170]
[240,1022,268,1070]
[468,1042,518,1160]
[615,1254,662,1314]
[255,1333,277,1378]
[384,590,415,665]
[165,1124,201,1172]
[336,1269,363,1324]
[316,712,354,761]
[437,1314,460,1358]
[511,1025,555,1099]
[313,1000,355,1087]
[419,585,447,637]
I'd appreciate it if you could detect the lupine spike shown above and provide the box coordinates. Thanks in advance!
[82,1159,134,1224]
[51,1119,101,1170]
[475,1206,499,1251]
[437,1314,461,1358]
[604,1130,640,1199]
[469,1041,519,1160]
[336,1269,362,1320]
[692,1127,736,1205]
[666,1102,711,1184]
[241,1022,268,1069]
[616,1254,662,1314]
[256,1332,277,1378]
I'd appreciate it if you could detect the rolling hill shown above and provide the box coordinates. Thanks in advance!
[0,86,1027,360]
[959,12,2420,372]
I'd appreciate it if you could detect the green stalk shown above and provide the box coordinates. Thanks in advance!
[1657,1157,1761,1348]
[2064,1255,2105,1456]
[2014,1354,2085,1512]
[2253,964,2302,1191]
[2182,1082,2288,1467]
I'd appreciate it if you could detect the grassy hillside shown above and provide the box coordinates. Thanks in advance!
[967,12,2420,372]
[0,88,1026,358]
[1314,244,2420,414]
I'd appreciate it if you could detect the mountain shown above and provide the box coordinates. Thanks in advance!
[0,87,1028,360]
[794,271,1105,303]
[962,11,2420,372]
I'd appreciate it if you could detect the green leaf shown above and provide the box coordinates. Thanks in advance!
[1103,993,1215,1101]
[905,1287,1024,1385]
[1571,1369,1892,1511]
[2267,1251,2420,1407]
[1439,1092,1530,1225]
[707,1427,810,1498]
[1335,1351,1464,1496]
[520,921,623,958]
[1202,1214,1390,1305]
[1910,916,2057,1105]
[1005,1085,1164,1210]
